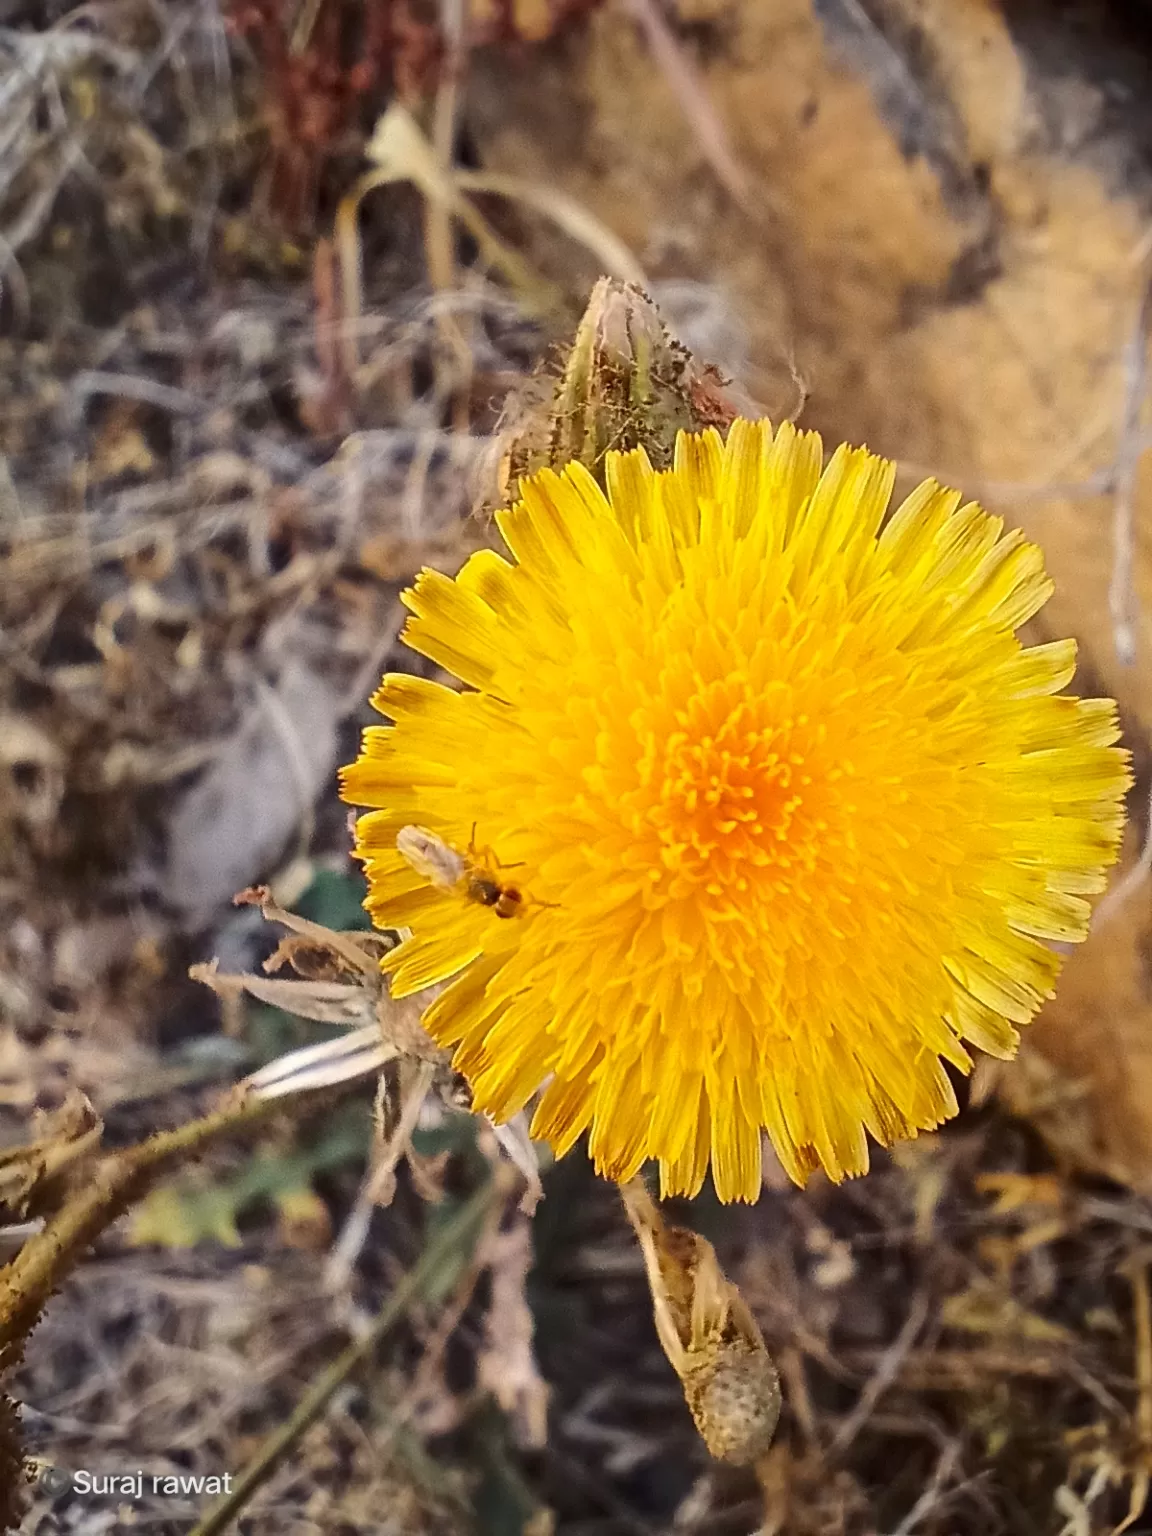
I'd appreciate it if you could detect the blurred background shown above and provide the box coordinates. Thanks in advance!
[4,1,1152,1532]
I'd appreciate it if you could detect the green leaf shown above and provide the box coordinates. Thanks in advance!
[128,1106,371,1251]
[129,1181,245,1249]
[293,867,372,932]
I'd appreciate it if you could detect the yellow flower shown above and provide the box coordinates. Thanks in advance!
[340,420,1130,1202]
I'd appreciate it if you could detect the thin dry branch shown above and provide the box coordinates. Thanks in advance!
[618,0,753,212]
[889,1440,963,1536]
[426,0,475,425]
[1110,1257,1152,1535]
[828,1289,930,1456]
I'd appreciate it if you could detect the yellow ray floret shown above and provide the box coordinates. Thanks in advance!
[340,418,1130,1202]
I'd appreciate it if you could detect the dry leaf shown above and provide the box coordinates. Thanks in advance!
[476,1219,549,1448]
[941,1283,1075,1347]
[90,401,154,481]
[191,888,450,1096]
[192,959,378,1029]
[1022,861,1152,1193]
[164,658,341,923]
[0,714,63,839]
[275,1186,333,1252]
[364,1058,437,1207]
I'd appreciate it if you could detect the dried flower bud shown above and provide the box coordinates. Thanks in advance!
[591,280,667,371]
[621,1179,781,1465]
[496,276,741,500]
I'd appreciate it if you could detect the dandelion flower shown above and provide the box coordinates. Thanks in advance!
[340,420,1130,1202]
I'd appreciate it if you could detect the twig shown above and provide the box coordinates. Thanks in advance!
[323,1166,379,1294]
[230,883,379,978]
[187,1176,504,1536]
[71,370,203,416]
[1,136,85,253]
[427,0,474,429]
[336,106,563,381]
[887,1441,962,1536]
[486,1112,545,1214]
[454,168,645,286]
[828,1290,930,1455]
[0,230,30,334]
[289,0,325,53]
[190,0,237,254]
[337,106,645,368]
[618,0,753,212]
[1057,1465,1112,1536]
[390,1214,496,1421]
[336,598,405,717]
[1111,1257,1152,1535]
[398,428,439,540]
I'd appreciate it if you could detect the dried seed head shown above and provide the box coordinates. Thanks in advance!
[680,1337,783,1464]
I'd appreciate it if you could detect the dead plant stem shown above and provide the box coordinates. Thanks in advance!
[0,1088,346,1369]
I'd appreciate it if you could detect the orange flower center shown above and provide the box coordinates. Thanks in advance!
[631,675,823,913]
